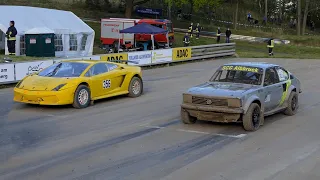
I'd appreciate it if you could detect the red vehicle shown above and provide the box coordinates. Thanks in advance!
[100,18,174,52]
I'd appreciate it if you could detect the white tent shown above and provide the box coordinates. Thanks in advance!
[0,6,95,57]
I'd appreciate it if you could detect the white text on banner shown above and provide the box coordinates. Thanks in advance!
[0,64,15,83]
[15,60,54,80]
[151,49,172,63]
[128,51,152,65]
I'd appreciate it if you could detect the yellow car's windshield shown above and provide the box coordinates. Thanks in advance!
[38,62,90,77]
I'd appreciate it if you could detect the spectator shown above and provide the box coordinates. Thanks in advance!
[6,20,17,55]
[183,33,190,47]
[216,27,221,43]
[247,12,252,22]
[263,16,267,25]
[195,23,202,39]
[188,22,193,38]
[267,38,274,56]
[225,28,231,43]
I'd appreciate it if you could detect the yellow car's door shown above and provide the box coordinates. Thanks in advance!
[86,63,127,99]
[104,63,127,95]
[86,63,110,98]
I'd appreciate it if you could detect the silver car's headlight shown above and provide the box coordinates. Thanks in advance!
[183,94,192,103]
[228,98,241,107]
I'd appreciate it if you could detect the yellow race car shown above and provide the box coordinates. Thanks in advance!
[13,60,143,108]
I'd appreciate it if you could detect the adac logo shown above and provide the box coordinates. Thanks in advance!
[173,47,191,61]
[176,49,189,58]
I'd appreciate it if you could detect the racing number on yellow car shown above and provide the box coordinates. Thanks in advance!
[103,80,111,89]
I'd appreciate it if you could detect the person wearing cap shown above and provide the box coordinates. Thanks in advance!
[6,21,17,55]
[216,27,221,43]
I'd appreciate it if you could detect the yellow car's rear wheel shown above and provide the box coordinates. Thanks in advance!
[128,77,143,98]
[73,85,91,109]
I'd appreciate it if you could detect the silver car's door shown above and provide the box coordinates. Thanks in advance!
[274,66,291,107]
[263,67,283,112]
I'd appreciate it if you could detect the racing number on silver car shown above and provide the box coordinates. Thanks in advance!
[103,80,111,89]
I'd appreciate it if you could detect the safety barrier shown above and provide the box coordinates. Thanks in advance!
[0,43,235,85]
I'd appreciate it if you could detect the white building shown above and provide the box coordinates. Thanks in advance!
[0,6,95,57]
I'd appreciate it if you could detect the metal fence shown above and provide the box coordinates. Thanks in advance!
[0,43,236,85]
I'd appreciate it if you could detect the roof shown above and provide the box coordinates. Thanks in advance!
[25,27,55,34]
[120,23,168,34]
[138,19,171,24]
[0,6,94,35]
[224,62,279,69]
[61,60,96,64]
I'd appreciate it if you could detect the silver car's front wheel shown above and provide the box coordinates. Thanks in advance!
[242,103,262,131]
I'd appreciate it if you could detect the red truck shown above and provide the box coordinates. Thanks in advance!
[100,18,174,52]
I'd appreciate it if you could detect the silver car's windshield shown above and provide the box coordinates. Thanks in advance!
[210,65,263,85]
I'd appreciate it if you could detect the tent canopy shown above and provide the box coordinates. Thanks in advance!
[119,23,168,34]
[0,6,95,57]
[0,6,94,35]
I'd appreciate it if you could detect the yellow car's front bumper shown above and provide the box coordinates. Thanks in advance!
[13,87,75,105]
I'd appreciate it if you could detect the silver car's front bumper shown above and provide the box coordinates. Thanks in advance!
[181,103,244,114]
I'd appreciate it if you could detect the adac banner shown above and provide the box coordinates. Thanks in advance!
[172,47,192,61]
[100,53,128,63]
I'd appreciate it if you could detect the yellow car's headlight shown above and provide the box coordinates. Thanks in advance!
[227,98,242,107]
[52,84,67,91]
[183,94,192,103]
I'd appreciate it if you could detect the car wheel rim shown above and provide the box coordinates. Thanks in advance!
[132,80,141,95]
[78,89,89,105]
[292,96,297,111]
[252,107,260,128]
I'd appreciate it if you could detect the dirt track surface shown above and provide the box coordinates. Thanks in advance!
[1,58,320,180]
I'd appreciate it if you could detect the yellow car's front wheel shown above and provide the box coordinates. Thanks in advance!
[73,85,91,109]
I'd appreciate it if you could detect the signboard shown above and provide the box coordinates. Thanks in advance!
[15,60,54,80]
[30,38,36,44]
[136,7,162,16]
[151,49,172,63]
[100,53,128,62]
[45,38,51,44]
[0,64,15,83]
[128,51,152,65]
[172,47,192,61]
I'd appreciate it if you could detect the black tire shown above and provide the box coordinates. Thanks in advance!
[284,92,299,116]
[72,85,91,109]
[242,103,262,131]
[128,77,143,98]
[181,107,197,124]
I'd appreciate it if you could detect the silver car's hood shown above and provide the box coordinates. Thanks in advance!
[186,82,260,98]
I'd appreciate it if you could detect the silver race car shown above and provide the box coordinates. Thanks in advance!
[181,62,302,131]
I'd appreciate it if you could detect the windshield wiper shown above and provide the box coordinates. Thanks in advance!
[44,63,62,77]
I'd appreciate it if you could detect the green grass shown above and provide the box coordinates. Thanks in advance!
[173,33,320,59]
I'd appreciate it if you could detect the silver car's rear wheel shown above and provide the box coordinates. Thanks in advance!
[284,92,298,116]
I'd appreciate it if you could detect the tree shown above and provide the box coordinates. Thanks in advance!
[297,0,301,35]
[125,0,152,18]
[265,0,267,19]
[302,0,310,35]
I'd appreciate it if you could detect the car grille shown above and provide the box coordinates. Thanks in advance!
[192,96,228,106]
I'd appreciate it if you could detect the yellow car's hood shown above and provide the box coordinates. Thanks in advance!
[18,75,77,91]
